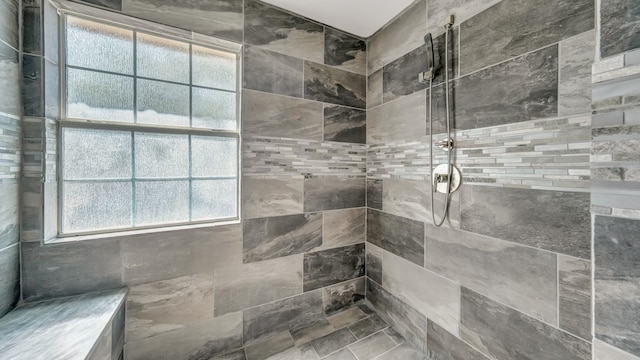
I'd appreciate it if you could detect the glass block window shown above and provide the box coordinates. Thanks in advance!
[60,15,239,235]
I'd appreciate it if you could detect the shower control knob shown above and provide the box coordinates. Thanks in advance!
[436,138,454,151]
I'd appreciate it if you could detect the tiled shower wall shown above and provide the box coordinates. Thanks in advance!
[19,0,368,359]
[365,0,595,359]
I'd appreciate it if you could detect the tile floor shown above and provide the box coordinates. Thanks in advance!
[211,305,426,360]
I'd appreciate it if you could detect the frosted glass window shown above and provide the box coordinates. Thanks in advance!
[67,68,134,122]
[192,179,237,220]
[192,136,237,177]
[192,87,236,130]
[137,79,190,127]
[134,133,189,178]
[192,45,236,91]
[135,180,189,225]
[62,128,131,180]
[137,33,189,83]
[63,181,132,233]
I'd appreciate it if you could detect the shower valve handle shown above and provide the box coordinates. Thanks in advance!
[433,173,449,192]
[436,138,454,151]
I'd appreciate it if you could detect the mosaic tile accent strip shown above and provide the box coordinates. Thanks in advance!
[0,113,21,184]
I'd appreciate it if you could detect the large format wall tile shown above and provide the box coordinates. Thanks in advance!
[323,105,366,144]
[0,183,19,249]
[0,42,21,116]
[454,45,559,130]
[79,0,122,11]
[322,277,365,315]
[559,255,592,341]
[243,213,322,263]
[0,0,19,48]
[0,245,19,317]
[427,320,490,360]
[595,216,640,357]
[382,178,428,221]
[426,225,557,324]
[304,62,366,109]
[367,70,383,109]
[365,243,383,285]
[461,185,591,259]
[459,0,593,74]
[303,177,365,212]
[367,209,424,266]
[321,208,365,251]
[244,45,303,98]
[325,28,366,75]
[366,90,426,144]
[22,3,41,55]
[600,0,640,58]
[303,244,365,291]
[242,90,323,140]
[594,339,640,360]
[244,0,323,63]
[461,288,592,360]
[366,179,382,210]
[22,54,43,117]
[242,177,304,219]
[559,31,595,116]
[427,0,501,37]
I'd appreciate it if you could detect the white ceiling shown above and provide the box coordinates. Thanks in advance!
[260,0,417,38]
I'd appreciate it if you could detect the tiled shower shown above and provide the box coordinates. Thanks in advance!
[0,0,639,359]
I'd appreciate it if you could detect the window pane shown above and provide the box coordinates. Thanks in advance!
[137,79,190,127]
[137,33,189,83]
[192,136,237,177]
[63,181,132,233]
[192,45,236,91]
[66,16,133,75]
[62,128,132,180]
[192,87,236,130]
[192,179,237,220]
[67,68,134,122]
[134,133,189,178]
[135,180,189,225]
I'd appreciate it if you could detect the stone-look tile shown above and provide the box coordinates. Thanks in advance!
[382,250,460,335]
[22,4,41,55]
[425,225,558,324]
[427,0,501,37]
[594,339,640,360]
[322,277,365,315]
[309,328,357,358]
[303,177,365,212]
[368,0,426,73]
[323,105,366,144]
[366,90,426,144]
[43,0,59,63]
[365,243,383,285]
[79,0,122,11]
[0,42,21,116]
[244,45,303,98]
[266,344,320,360]
[366,279,427,351]
[304,62,366,109]
[367,70,383,109]
[348,314,388,339]
[242,177,304,219]
[303,244,365,292]
[461,185,591,259]
[244,0,323,63]
[326,306,367,329]
[22,240,122,301]
[90,326,112,360]
[376,344,427,360]
[290,320,336,346]
[0,244,19,317]
[600,0,640,58]
[595,216,640,357]
[427,320,490,360]
[461,288,592,360]
[213,349,247,360]
[44,59,59,119]
[242,90,323,140]
[126,273,214,342]
[366,209,424,266]
[243,290,324,344]
[325,28,366,75]
[122,224,242,285]
[460,0,594,75]
[125,312,243,360]
[559,255,592,341]
[22,54,43,117]
[382,178,428,222]
[112,302,126,358]
[559,31,595,116]
[366,179,382,210]
[0,0,18,48]
[348,331,397,360]
[244,332,295,360]
[321,208,365,251]
[384,328,404,345]
[323,348,357,360]
[455,45,559,130]
[122,0,242,42]
[214,255,302,316]
[0,183,19,249]
[243,213,322,263]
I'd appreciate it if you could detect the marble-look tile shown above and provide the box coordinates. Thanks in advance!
[326,306,367,329]
[368,0,426,74]
[244,0,323,63]
[559,255,592,341]
[348,314,388,339]
[22,54,43,117]
[367,70,383,109]
[244,332,295,360]
[323,348,357,360]
[366,279,427,351]
[384,328,404,345]
[22,4,41,55]
[427,0,501,37]
[366,209,424,266]
[242,177,304,219]
[0,183,19,250]
[303,177,365,212]
[122,224,242,285]
[366,179,382,210]
[242,90,323,140]
[348,331,397,360]
[427,320,489,360]
[303,244,365,291]
[459,0,594,75]
[43,0,59,63]
[89,326,111,360]
[22,240,122,301]
[382,250,460,335]
[461,185,591,259]
[365,243,383,285]
[323,105,366,144]
[126,273,214,342]
[600,0,640,58]
[126,312,243,360]
[213,349,247,360]
[265,344,320,360]
[461,288,592,360]
[325,28,366,75]
[376,344,427,360]
[304,62,366,109]
[290,320,336,346]
[243,290,324,344]
[0,244,19,317]
[425,225,558,324]
[0,0,18,49]
[366,90,426,144]
[454,45,558,130]
[244,45,303,98]
[310,328,357,358]
[243,213,322,263]
[595,216,640,356]
[78,0,122,11]
[559,31,595,116]
[214,255,302,316]
[320,208,365,251]
[0,42,21,116]
[44,59,59,119]
[322,277,365,315]
[382,178,428,221]
[112,303,125,358]
[594,339,640,360]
